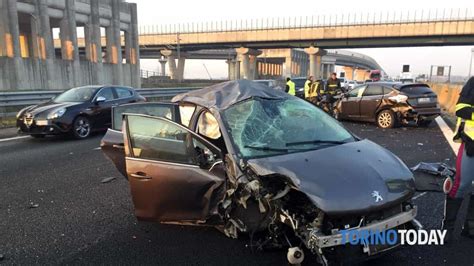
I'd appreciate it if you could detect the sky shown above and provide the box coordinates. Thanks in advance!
[129,0,474,79]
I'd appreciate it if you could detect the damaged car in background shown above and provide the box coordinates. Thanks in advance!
[334,82,441,128]
[101,80,420,265]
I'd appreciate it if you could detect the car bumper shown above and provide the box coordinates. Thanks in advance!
[307,206,417,249]
[401,107,441,120]
[17,118,71,135]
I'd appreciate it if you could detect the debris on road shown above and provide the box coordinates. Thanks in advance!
[28,202,39,209]
[411,162,455,192]
[101,177,117,184]
[0,254,4,261]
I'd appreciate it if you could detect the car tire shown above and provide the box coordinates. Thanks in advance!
[72,116,91,139]
[417,119,433,127]
[376,110,396,129]
[31,135,45,139]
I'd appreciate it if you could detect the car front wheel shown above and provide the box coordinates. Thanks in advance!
[72,116,91,139]
[376,110,396,129]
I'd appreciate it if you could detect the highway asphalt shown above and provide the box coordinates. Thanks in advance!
[0,121,473,265]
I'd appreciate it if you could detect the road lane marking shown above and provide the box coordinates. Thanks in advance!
[93,147,101,150]
[435,116,460,155]
[0,135,30,143]
[412,192,427,201]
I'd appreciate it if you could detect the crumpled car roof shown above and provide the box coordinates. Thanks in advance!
[171,80,289,110]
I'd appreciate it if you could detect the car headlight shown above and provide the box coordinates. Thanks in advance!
[16,105,35,119]
[47,108,66,119]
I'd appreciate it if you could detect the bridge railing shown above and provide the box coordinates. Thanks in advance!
[139,8,473,35]
[0,88,198,119]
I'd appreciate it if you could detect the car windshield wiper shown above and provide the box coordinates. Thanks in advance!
[285,140,347,147]
[244,145,290,152]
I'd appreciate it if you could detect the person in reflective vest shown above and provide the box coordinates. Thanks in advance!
[325,72,341,95]
[286,77,296,96]
[443,76,474,239]
[307,80,321,104]
[304,76,314,99]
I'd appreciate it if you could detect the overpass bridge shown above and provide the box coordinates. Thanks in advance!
[139,48,383,81]
[52,9,473,81]
[136,10,473,80]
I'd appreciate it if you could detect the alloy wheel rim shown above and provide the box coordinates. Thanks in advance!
[378,113,392,128]
[75,119,90,137]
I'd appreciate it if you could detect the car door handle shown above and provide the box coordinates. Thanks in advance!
[112,144,124,149]
[130,172,152,180]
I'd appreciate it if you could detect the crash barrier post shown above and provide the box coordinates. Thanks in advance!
[453,181,474,240]
[0,87,199,118]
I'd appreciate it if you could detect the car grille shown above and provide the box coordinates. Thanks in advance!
[322,204,404,234]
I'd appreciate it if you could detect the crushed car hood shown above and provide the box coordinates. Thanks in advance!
[247,139,415,216]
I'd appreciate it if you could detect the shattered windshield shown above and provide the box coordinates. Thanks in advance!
[223,97,354,159]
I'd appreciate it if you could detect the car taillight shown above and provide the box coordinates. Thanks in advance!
[388,95,408,103]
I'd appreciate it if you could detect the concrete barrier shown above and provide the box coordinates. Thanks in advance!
[428,83,462,115]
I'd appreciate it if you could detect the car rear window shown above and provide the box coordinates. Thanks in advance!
[398,85,434,95]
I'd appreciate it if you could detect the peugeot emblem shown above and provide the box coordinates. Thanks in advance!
[371,191,383,203]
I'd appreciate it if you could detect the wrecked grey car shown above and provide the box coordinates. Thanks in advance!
[101,80,419,264]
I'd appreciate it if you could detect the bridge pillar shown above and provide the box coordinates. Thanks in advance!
[1,0,24,90]
[176,57,186,81]
[129,3,140,88]
[159,58,167,76]
[161,50,187,81]
[59,0,80,87]
[110,0,123,85]
[86,0,103,85]
[167,55,178,80]
[234,59,240,79]
[304,46,326,79]
[38,0,56,89]
[226,59,237,80]
[235,47,261,80]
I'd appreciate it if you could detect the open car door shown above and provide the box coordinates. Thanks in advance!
[339,86,365,119]
[101,102,182,177]
[123,114,226,223]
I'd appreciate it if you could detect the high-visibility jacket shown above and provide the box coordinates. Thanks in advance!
[326,78,341,95]
[454,103,474,143]
[304,80,312,98]
[286,80,296,96]
[308,81,320,98]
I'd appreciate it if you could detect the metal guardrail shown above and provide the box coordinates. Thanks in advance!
[0,88,198,118]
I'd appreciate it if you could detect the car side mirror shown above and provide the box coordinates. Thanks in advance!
[195,146,219,169]
[95,96,106,104]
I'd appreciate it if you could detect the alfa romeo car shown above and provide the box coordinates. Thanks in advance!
[16,85,145,139]
[334,82,441,128]
[101,80,419,265]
